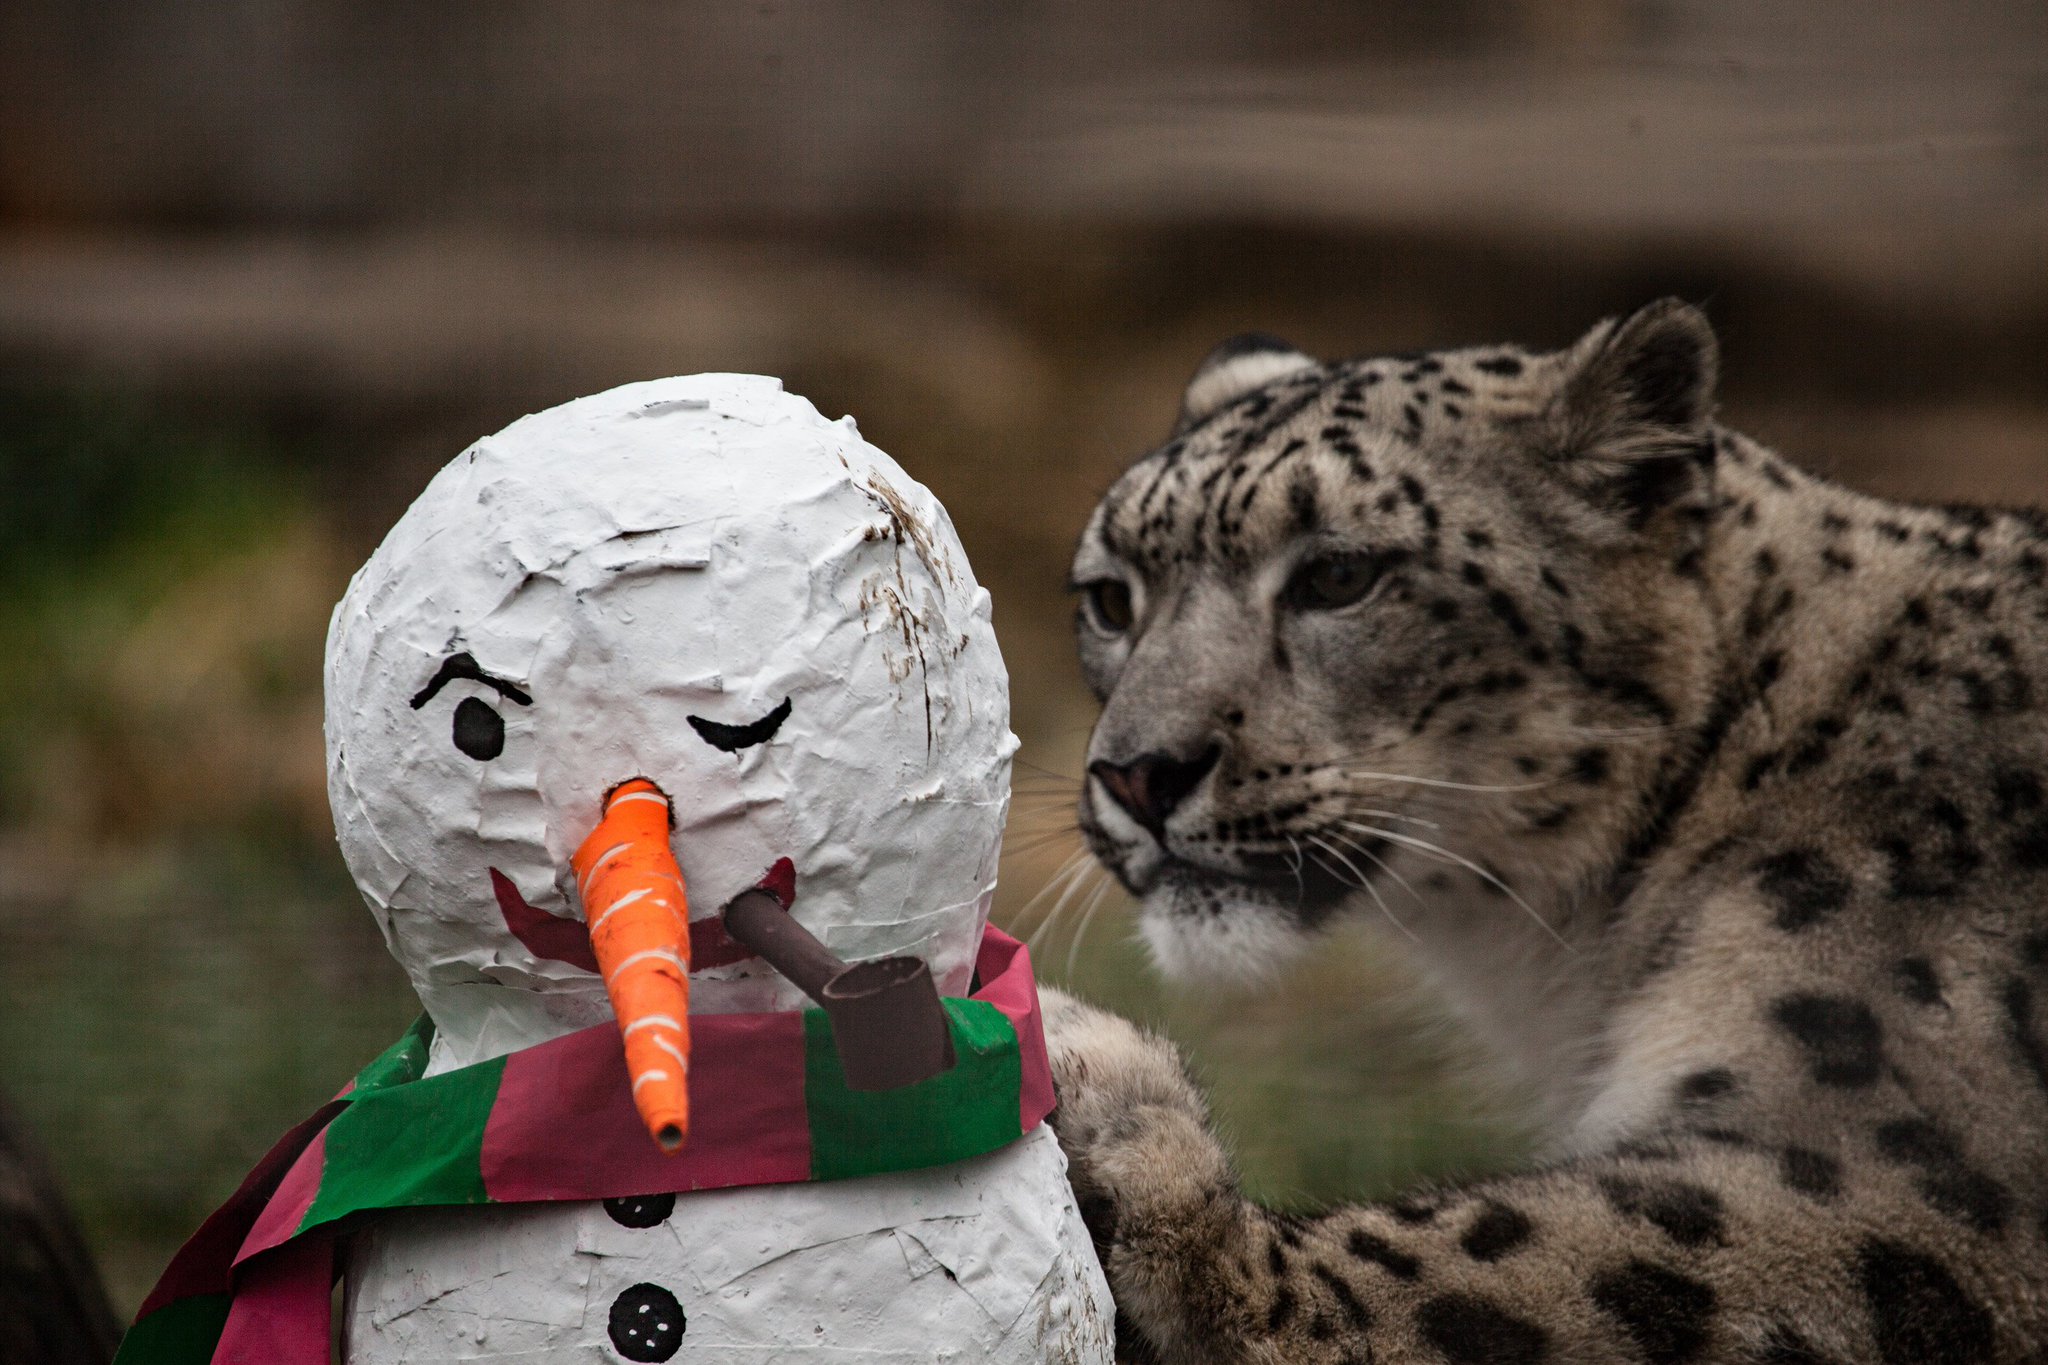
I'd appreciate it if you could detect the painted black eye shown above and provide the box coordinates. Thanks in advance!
[609,1283,685,1361]
[1284,553,1380,611]
[1083,579,1135,634]
[451,696,505,760]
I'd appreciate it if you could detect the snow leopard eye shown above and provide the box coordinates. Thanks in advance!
[1283,552,1382,612]
[1081,579,1137,635]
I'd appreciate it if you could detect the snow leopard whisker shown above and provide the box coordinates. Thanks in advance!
[1042,854,1109,954]
[1335,819,1573,951]
[1018,850,1094,953]
[1065,876,1117,981]
[1323,826,1430,910]
[1308,834,1418,942]
[1341,806,1442,831]
[1002,827,1088,857]
[1283,833,1309,900]
[1330,767,1551,794]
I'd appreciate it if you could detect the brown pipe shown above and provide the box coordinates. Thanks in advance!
[722,890,957,1091]
[722,889,844,999]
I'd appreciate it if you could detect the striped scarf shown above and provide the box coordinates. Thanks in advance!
[115,926,1052,1365]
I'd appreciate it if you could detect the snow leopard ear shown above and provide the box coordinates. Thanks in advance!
[1176,333,1318,435]
[1544,299,1720,524]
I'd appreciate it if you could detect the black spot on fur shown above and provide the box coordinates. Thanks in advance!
[1266,1282,1296,1332]
[1676,1068,1736,1103]
[1416,1293,1549,1365]
[2002,976,2048,1093]
[1570,747,1611,784]
[1946,585,1996,614]
[1856,1239,1994,1365]
[1289,476,1322,535]
[1387,1198,1439,1225]
[1590,1260,1716,1364]
[1895,957,1944,1006]
[1310,1262,1374,1329]
[1872,1117,2011,1233]
[1753,849,1852,932]
[1475,355,1524,377]
[1459,1201,1534,1262]
[1771,994,1883,1088]
[1346,1227,1420,1279]
[1487,590,1532,637]
[1779,1146,1842,1201]
[2008,819,2048,870]
[1598,1177,1726,1248]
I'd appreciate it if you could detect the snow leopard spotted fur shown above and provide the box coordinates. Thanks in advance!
[1045,300,2048,1363]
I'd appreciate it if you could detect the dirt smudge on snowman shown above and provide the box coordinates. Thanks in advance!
[857,473,951,755]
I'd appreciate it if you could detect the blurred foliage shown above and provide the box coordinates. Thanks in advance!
[0,391,419,1307]
[0,833,416,1307]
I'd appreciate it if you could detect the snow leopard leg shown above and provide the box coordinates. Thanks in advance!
[1043,987,2030,1365]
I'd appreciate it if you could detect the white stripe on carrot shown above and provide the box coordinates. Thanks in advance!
[589,885,654,934]
[606,946,688,979]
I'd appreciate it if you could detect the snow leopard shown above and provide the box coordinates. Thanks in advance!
[1045,300,2048,1363]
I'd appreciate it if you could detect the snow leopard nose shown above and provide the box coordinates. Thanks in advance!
[1089,745,1221,839]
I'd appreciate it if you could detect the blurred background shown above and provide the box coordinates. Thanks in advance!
[2,0,2045,1325]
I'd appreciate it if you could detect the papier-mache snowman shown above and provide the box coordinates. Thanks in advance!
[115,375,1112,1365]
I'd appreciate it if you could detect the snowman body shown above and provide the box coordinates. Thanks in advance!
[323,375,1111,1364]
[344,1126,1106,1364]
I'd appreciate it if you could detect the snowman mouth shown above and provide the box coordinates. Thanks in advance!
[489,868,758,971]
[686,696,793,752]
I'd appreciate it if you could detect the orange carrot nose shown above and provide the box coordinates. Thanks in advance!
[571,778,690,1153]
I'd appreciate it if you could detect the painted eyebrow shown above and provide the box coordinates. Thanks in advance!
[409,652,534,710]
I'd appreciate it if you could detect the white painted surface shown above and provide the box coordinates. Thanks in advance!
[344,1125,1112,1365]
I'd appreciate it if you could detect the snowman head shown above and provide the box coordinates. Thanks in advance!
[325,376,1015,1070]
